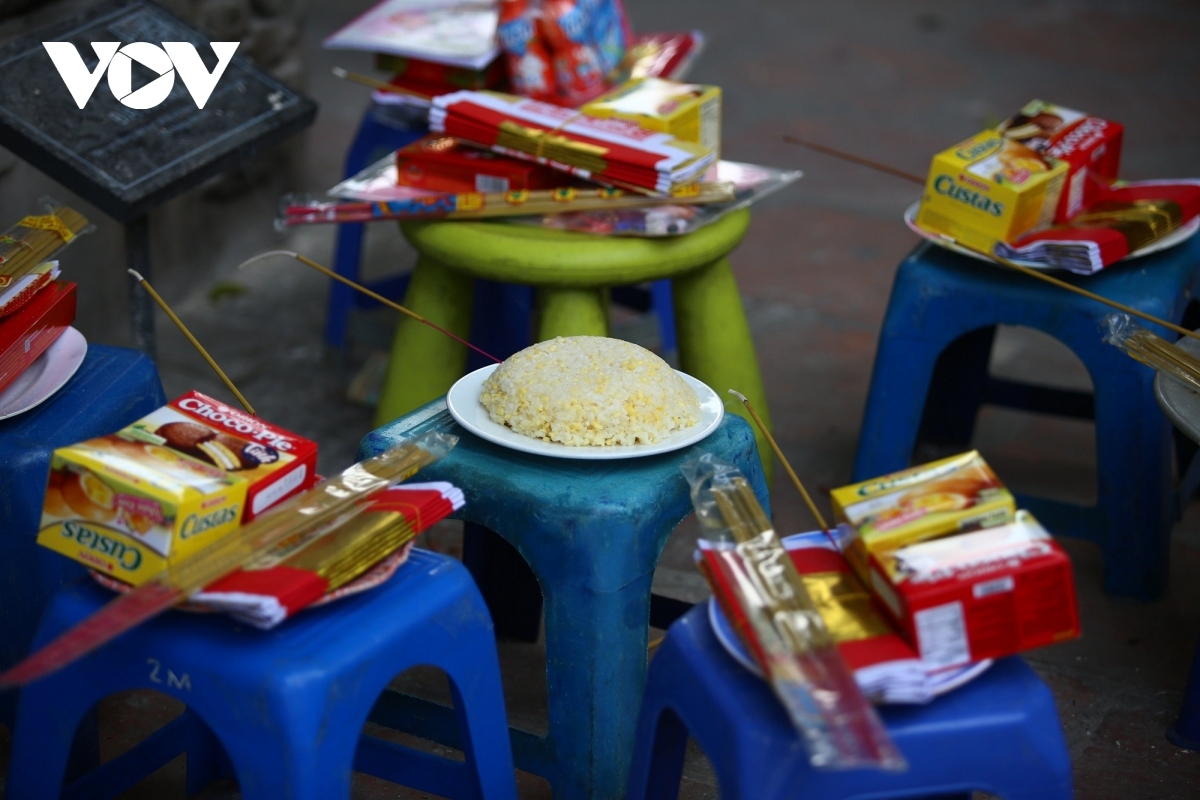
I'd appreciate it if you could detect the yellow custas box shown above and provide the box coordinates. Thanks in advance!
[38,430,248,585]
[582,78,721,156]
[915,130,1068,253]
[830,451,1016,582]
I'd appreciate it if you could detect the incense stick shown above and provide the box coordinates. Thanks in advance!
[237,251,502,364]
[783,135,926,185]
[781,134,1200,344]
[332,67,432,101]
[728,389,829,532]
[128,270,256,415]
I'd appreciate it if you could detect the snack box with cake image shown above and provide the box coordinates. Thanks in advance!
[997,100,1123,222]
[915,129,1068,254]
[37,393,318,585]
[831,451,1017,584]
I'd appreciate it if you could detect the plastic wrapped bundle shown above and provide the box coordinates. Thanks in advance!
[681,454,905,771]
[1103,313,1200,393]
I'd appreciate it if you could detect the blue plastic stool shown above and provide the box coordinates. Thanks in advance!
[358,400,769,800]
[626,605,1073,800]
[853,238,1200,600]
[325,102,430,351]
[6,549,517,799]
[0,344,164,729]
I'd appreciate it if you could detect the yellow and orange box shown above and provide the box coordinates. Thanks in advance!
[583,77,722,157]
[831,451,1017,583]
[37,393,318,585]
[915,129,1068,253]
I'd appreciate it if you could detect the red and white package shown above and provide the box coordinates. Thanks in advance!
[429,90,716,193]
[0,279,74,395]
[997,179,1200,274]
[169,391,319,521]
[94,483,465,629]
[866,511,1080,670]
[698,530,992,704]
[998,101,1123,221]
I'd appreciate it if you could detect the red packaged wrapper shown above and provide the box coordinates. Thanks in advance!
[395,135,571,193]
[498,0,557,102]
[168,391,319,522]
[0,280,74,395]
[999,101,1124,222]
[866,511,1080,669]
[540,0,607,105]
[998,179,1200,274]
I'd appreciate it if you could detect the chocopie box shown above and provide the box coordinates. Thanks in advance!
[866,511,1080,668]
[997,100,1123,222]
[167,391,317,521]
[37,394,317,585]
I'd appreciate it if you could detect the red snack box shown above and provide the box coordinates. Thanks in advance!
[540,0,607,105]
[0,280,75,395]
[168,391,318,521]
[999,100,1124,222]
[866,511,1080,669]
[395,135,571,193]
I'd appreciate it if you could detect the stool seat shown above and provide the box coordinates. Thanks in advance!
[7,549,517,799]
[378,209,774,478]
[854,238,1200,600]
[359,401,769,800]
[626,605,1073,800]
[0,344,164,728]
[400,209,751,286]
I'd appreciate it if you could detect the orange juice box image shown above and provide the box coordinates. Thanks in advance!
[915,129,1068,253]
[830,451,1016,583]
[38,414,250,585]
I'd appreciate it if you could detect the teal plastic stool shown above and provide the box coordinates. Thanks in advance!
[358,400,770,800]
[375,209,774,478]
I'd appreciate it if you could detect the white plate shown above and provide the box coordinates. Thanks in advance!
[446,364,724,459]
[0,327,88,421]
[903,201,1200,269]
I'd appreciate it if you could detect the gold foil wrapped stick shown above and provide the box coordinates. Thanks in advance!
[0,432,457,687]
[682,454,905,770]
[1070,199,1182,253]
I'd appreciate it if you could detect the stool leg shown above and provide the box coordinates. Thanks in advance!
[671,256,773,480]
[376,254,476,426]
[852,331,946,482]
[625,705,689,800]
[6,683,94,798]
[537,287,609,339]
[1169,634,1200,750]
[540,573,653,800]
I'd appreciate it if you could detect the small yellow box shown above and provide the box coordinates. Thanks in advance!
[830,451,1016,581]
[38,416,248,585]
[916,130,1067,253]
[583,77,721,156]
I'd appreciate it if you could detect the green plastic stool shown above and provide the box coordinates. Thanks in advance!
[376,209,773,476]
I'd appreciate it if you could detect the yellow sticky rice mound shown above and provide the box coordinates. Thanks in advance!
[479,336,701,446]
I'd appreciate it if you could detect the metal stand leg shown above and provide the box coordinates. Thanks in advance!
[125,215,155,358]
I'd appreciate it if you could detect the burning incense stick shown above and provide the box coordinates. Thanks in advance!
[781,134,1200,344]
[729,389,829,532]
[237,251,502,364]
[128,269,255,415]
[332,67,432,101]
